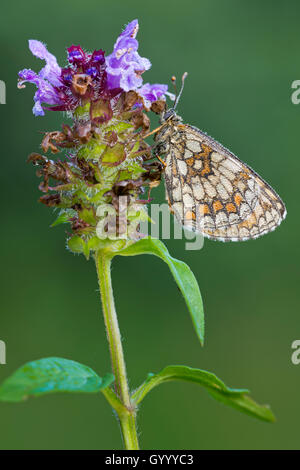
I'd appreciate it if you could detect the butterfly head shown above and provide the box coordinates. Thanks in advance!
[160,108,181,124]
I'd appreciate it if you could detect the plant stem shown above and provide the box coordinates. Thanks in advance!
[95,251,139,450]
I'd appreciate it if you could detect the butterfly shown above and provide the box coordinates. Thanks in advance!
[153,75,286,242]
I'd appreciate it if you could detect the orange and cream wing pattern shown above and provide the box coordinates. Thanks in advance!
[163,123,286,241]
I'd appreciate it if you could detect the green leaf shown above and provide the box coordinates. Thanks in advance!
[77,140,106,161]
[73,103,90,118]
[132,365,275,423]
[115,237,204,345]
[118,161,146,181]
[105,122,133,134]
[51,209,76,227]
[88,236,128,254]
[0,357,114,402]
[67,235,90,259]
[79,208,97,225]
[101,143,126,167]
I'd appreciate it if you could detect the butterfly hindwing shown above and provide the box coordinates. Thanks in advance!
[159,122,286,241]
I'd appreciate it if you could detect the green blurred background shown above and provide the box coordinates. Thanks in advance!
[0,0,299,450]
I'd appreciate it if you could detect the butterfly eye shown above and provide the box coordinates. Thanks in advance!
[163,108,175,121]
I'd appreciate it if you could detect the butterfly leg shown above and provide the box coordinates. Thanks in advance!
[156,155,166,167]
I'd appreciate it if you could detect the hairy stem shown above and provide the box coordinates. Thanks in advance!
[95,251,139,450]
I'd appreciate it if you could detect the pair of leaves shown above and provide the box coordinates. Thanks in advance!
[0,238,274,423]
[0,358,274,422]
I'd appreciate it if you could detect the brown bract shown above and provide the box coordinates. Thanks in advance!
[42,131,66,153]
[150,100,166,115]
[72,74,92,96]
[28,152,76,192]
[131,112,150,133]
[39,193,61,207]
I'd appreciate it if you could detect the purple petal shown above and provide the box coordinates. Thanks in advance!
[90,49,105,65]
[19,68,60,104]
[106,19,152,92]
[85,49,105,77]
[29,40,52,60]
[138,83,175,108]
[136,56,151,72]
[37,81,62,105]
[18,41,64,116]
[32,95,45,116]
[18,67,63,116]
[106,73,122,90]
[67,45,86,65]
[120,69,143,92]
[114,37,138,57]
[120,19,139,40]
[29,40,61,86]
[61,67,73,84]
[18,68,40,87]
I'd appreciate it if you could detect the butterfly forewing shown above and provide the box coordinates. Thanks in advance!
[155,118,286,241]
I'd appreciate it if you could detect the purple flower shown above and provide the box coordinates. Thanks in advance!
[18,40,63,116]
[18,40,111,116]
[18,22,174,117]
[106,20,151,92]
[138,83,175,109]
[106,21,174,107]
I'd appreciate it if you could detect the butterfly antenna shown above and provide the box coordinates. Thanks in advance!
[171,75,178,102]
[174,72,188,110]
